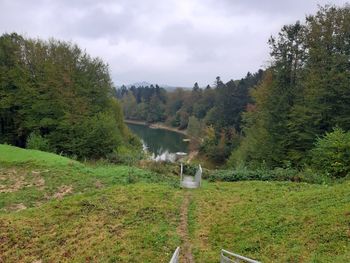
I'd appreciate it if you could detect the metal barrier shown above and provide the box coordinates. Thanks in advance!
[194,164,202,187]
[220,249,261,263]
[169,247,180,263]
[180,163,202,188]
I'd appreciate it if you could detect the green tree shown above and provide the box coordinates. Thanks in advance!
[310,128,350,178]
[187,116,204,138]
[0,33,134,159]
[288,5,350,163]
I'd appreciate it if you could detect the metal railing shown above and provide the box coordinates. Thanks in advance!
[169,247,180,263]
[194,164,202,187]
[180,163,202,188]
[220,249,261,263]
[169,247,260,263]
[180,163,184,183]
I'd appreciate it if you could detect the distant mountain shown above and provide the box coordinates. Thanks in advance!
[118,81,190,91]
[126,81,152,88]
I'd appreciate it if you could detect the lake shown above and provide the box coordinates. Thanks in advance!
[127,123,189,161]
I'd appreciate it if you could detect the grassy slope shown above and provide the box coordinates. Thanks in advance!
[189,181,350,263]
[0,144,80,166]
[1,144,349,262]
[0,144,177,211]
[0,184,182,262]
[0,144,182,262]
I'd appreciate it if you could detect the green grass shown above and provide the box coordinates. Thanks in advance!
[0,144,80,167]
[189,181,350,262]
[0,144,182,262]
[1,144,349,262]
[0,183,182,262]
[0,144,178,212]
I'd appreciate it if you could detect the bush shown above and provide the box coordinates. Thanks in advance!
[310,128,350,178]
[138,161,179,176]
[107,145,145,165]
[208,166,299,182]
[49,112,124,159]
[182,163,198,176]
[26,132,51,152]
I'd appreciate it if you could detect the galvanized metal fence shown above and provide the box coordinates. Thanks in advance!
[194,164,202,187]
[169,247,180,263]
[220,249,261,263]
[180,163,202,188]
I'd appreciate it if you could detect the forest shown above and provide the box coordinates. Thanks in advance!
[117,71,264,163]
[0,33,140,159]
[118,5,350,178]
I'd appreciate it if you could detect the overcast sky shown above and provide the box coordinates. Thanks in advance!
[0,0,347,87]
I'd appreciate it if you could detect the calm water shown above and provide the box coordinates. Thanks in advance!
[127,123,189,161]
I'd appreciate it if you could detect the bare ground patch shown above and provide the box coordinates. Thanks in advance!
[52,185,73,199]
[6,203,27,212]
[0,168,45,193]
[94,180,103,189]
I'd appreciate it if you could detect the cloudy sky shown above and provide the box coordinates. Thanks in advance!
[0,0,347,87]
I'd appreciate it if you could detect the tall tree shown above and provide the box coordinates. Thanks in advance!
[0,33,134,158]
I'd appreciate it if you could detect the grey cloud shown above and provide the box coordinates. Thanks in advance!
[63,7,131,39]
[212,0,347,16]
[0,0,348,87]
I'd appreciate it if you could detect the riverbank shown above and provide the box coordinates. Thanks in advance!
[124,119,188,136]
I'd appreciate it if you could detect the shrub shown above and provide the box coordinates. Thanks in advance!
[26,132,51,152]
[108,145,145,165]
[182,163,198,176]
[138,161,179,177]
[310,128,350,178]
[208,166,299,182]
[49,112,124,159]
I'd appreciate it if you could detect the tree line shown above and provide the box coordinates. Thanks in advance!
[117,71,264,163]
[231,5,350,172]
[118,4,350,174]
[0,33,139,159]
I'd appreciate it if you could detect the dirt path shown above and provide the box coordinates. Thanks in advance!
[186,151,198,163]
[178,191,195,263]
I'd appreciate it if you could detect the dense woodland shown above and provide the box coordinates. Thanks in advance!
[117,71,264,162]
[0,33,139,159]
[233,5,350,171]
[119,5,350,176]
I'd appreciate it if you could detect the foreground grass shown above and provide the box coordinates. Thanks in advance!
[0,144,177,212]
[0,183,182,262]
[0,145,183,262]
[1,144,349,262]
[189,181,350,262]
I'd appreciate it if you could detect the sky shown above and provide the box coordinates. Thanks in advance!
[0,0,348,87]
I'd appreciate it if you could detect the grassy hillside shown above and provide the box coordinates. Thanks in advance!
[0,144,177,212]
[0,184,182,262]
[0,144,182,262]
[189,181,350,262]
[1,144,349,262]
[0,144,80,166]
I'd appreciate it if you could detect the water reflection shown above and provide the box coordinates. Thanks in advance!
[127,123,188,162]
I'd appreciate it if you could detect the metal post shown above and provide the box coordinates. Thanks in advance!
[169,247,180,263]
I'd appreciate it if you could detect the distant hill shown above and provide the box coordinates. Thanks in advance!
[117,81,190,91]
